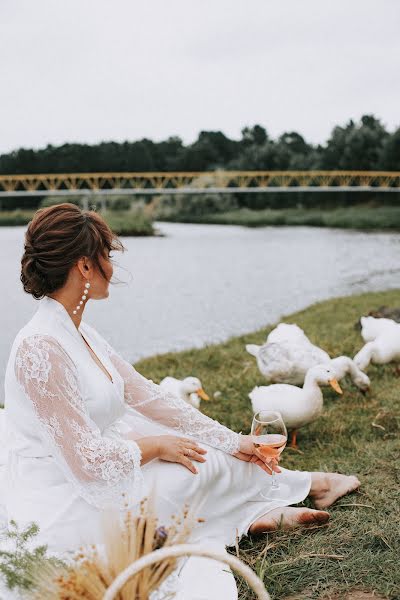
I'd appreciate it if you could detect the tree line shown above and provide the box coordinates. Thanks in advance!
[1,115,399,175]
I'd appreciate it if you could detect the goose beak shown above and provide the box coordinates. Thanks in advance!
[329,378,343,394]
[197,388,210,401]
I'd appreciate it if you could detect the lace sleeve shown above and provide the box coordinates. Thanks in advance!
[103,342,240,455]
[14,335,144,510]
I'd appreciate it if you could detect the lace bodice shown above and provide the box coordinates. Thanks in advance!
[14,334,143,509]
[8,296,240,510]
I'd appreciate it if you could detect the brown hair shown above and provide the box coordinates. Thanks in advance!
[21,203,125,299]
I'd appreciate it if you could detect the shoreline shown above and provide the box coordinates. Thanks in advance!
[0,209,156,236]
[3,205,400,233]
[134,288,400,371]
[134,288,400,599]
[155,205,400,231]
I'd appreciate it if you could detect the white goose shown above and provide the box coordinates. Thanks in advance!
[354,316,400,371]
[249,365,343,448]
[246,323,330,385]
[267,323,321,345]
[247,323,369,390]
[330,356,370,391]
[159,376,210,409]
[359,315,400,341]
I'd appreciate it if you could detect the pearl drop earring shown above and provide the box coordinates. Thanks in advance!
[73,281,91,315]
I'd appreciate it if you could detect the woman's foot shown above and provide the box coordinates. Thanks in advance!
[249,507,330,535]
[309,472,361,509]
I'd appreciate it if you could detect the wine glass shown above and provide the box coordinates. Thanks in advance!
[251,410,287,496]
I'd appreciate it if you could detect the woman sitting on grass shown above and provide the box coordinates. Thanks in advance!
[2,203,360,598]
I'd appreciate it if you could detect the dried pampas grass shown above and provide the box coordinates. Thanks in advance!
[26,496,196,600]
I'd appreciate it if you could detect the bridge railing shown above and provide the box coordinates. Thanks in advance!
[0,171,399,196]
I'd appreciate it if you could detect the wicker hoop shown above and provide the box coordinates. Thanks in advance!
[103,543,270,600]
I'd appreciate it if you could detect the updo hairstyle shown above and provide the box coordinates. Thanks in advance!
[21,203,124,299]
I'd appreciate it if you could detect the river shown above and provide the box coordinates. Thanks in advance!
[1,222,400,401]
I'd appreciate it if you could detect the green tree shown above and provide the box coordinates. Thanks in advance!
[241,125,268,147]
[180,131,240,170]
[0,114,396,176]
[379,127,400,170]
[321,115,388,170]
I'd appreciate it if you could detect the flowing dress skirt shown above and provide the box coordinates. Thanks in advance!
[1,411,311,599]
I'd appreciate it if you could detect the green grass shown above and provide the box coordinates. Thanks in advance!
[160,206,400,230]
[0,209,156,236]
[135,289,400,599]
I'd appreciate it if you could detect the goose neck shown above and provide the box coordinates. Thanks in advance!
[304,372,321,390]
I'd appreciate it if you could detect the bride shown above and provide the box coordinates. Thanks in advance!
[2,203,360,599]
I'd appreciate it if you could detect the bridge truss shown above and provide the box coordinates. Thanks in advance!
[0,171,399,197]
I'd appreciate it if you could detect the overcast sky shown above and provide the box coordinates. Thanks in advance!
[0,0,399,154]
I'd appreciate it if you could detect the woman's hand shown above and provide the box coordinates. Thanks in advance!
[136,435,207,474]
[232,434,281,475]
[157,435,207,474]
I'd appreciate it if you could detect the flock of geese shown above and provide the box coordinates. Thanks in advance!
[162,315,400,448]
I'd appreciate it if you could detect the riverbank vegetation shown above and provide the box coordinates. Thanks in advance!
[3,200,400,233]
[102,208,155,236]
[155,204,400,230]
[0,205,155,236]
[135,289,400,599]
[151,189,400,230]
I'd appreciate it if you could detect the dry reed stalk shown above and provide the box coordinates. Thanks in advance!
[26,496,195,600]
[147,504,194,591]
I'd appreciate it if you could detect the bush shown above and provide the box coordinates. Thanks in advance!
[0,210,34,226]
[40,195,139,212]
[153,192,239,219]
[103,209,155,236]
[107,196,132,211]
[40,196,82,208]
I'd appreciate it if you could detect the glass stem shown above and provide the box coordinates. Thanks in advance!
[271,470,279,489]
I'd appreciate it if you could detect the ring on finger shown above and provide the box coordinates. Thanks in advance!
[185,448,192,456]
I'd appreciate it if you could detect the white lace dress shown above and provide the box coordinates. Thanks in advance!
[2,296,311,599]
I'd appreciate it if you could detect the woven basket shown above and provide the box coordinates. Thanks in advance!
[103,543,270,600]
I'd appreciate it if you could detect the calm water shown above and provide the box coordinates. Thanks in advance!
[1,222,400,402]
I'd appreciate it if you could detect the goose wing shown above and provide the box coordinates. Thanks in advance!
[257,343,302,383]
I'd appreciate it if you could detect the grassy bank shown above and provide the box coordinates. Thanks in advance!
[0,210,34,226]
[101,209,155,236]
[4,205,400,233]
[136,289,400,599]
[158,205,400,230]
[0,209,155,236]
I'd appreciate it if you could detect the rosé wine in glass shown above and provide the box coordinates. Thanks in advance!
[251,411,287,494]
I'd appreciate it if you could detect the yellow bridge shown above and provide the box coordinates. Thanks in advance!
[0,171,399,197]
